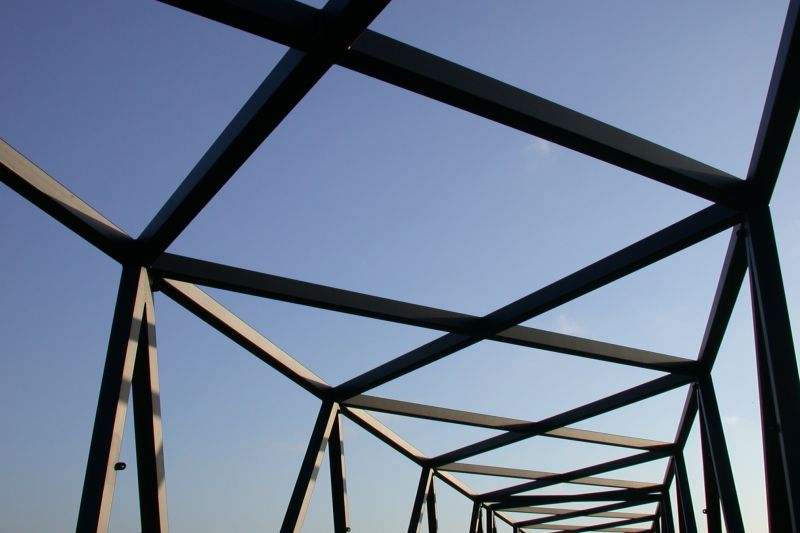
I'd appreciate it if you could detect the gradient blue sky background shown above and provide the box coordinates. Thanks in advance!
[1,0,798,531]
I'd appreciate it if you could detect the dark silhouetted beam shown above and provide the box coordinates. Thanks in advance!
[159,279,331,395]
[77,267,150,532]
[746,207,800,532]
[479,450,668,501]
[161,0,745,206]
[545,515,655,533]
[490,488,662,509]
[336,205,738,399]
[280,401,339,533]
[517,500,656,528]
[140,0,390,261]
[152,253,694,373]
[131,294,169,533]
[0,139,132,261]
[408,468,433,533]
[328,413,349,533]
[674,454,698,533]
[697,228,747,371]
[345,395,670,450]
[441,463,657,490]
[426,475,438,533]
[697,378,745,533]
[746,0,800,202]
[432,373,687,466]
[503,506,649,520]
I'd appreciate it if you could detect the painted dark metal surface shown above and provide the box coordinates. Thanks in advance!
[674,454,698,533]
[328,414,349,533]
[0,0,797,531]
[696,379,746,533]
[76,267,151,533]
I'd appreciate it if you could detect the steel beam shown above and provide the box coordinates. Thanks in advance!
[552,515,655,533]
[490,488,662,509]
[745,0,800,202]
[519,526,648,533]
[700,409,721,533]
[344,394,670,450]
[426,476,438,533]
[161,0,744,206]
[76,267,150,533]
[152,253,694,374]
[479,450,668,500]
[280,401,339,533]
[334,205,738,399]
[328,413,349,533]
[131,293,169,533]
[745,206,800,532]
[661,492,675,533]
[673,455,697,533]
[440,463,657,490]
[696,228,747,371]
[516,500,658,528]
[0,139,132,261]
[502,506,650,520]
[139,0,390,261]
[159,279,330,396]
[469,502,482,533]
[432,373,686,466]
[407,467,433,533]
[753,308,793,532]
[696,379,745,533]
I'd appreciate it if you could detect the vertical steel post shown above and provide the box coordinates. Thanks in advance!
[485,507,496,533]
[745,206,800,532]
[662,492,675,533]
[131,290,169,533]
[469,501,482,533]
[76,266,150,533]
[696,379,745,533]
[328,412,349,533]
[700,408,722,533]
[754,308,793,532]
[280,401,339,533]
[407,467,433,533]
[674,453,697,533]
[408,466,433,533]
[426,476,438,533]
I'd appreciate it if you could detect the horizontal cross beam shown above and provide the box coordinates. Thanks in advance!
[152,253,694,374]
[160,0,745,206]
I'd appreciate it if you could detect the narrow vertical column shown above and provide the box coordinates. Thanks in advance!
[76,266,150,533]
[407,467,433,533]
[281,401,339,533]
[700,409,722,533]
[674,454,698,533]
[425,476,438,533]
[132,283,169,533]
[753,310,793,532]
[485,507,496,533]
[746,206,800,532]
[468,501,482,533]
[328,413,349,533]
[696,378,745,533]
[661,492,675,533]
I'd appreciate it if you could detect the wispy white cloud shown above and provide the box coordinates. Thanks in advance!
[524,137,553,155]
[723,415,742,427]
[554,313,584,336]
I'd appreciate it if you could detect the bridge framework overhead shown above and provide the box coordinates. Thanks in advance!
[1,1,799,532]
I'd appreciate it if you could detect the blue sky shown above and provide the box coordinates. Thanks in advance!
[1,0,797,531]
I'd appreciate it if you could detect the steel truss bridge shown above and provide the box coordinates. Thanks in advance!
[2,1,799,532]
